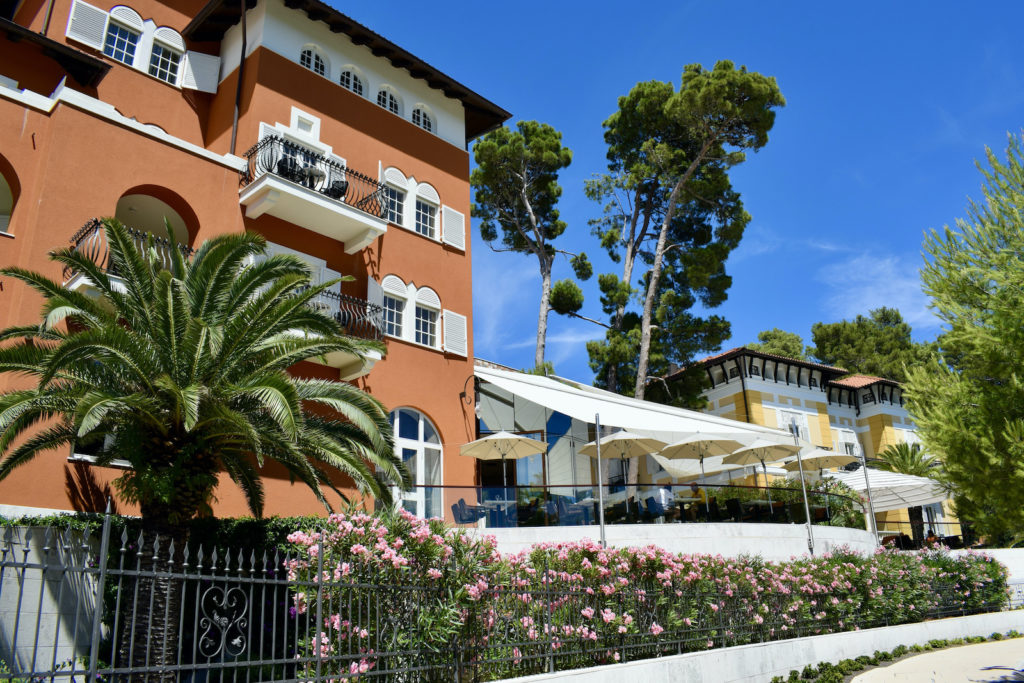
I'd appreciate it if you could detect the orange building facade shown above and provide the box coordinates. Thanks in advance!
[0,0,509,517]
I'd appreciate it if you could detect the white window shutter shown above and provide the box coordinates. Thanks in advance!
[181,51,221,93]
[366,278,384,309]
[66,0,108,50]
[441,205,465,250]
[442,309,467,357]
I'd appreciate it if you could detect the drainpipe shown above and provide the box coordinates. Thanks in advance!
[228,0,247,155]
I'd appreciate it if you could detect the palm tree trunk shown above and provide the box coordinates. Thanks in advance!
[118,505,187,683]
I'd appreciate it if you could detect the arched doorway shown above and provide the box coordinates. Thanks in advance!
[0,154,20,234]
[115,193,191,245]
[390,408,442,519]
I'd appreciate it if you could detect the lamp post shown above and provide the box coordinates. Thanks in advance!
[792,433,815,556]
[860,447,879,546]
[594,413,606,548]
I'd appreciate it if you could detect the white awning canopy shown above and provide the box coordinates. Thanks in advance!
[827,468,949,512]
[475,365,790,444]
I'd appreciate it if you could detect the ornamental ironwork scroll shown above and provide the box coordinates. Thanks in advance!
[198,584,249,659]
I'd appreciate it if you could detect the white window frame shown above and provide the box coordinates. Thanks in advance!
[147,40,182,84]
[777,408,810,442]
[376,86,401,116]
[414,198,437,239]
[300,46,327,77]
[391,408,443,519]
[382,294,404,337]
[414,304,438,348]
[411,106,433,133]
[103,20,140,65]
[339,67,365,96]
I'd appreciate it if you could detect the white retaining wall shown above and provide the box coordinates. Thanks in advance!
[502,610,1024,683]
[0,527,99,672]
[463,522,876,561]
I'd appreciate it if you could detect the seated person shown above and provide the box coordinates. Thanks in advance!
[925,528,940,545]
[683,482,707,520]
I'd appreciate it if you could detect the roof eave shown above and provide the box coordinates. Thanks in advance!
[183,0,510,141]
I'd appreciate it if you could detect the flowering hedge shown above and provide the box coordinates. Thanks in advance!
[286,512,1009,680]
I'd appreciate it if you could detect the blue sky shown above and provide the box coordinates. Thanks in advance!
[342,1,1024,384]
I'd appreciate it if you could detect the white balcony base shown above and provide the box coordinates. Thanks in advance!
[64,272,126,296]
[318,348,383,380]
[239,175,387,254]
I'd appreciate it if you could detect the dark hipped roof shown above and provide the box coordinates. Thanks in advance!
[183,0,511,141]
[682,346,849,376]
[0,18,110,87]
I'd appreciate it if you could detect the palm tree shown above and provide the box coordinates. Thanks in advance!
[0,218,408,678]
[872,442,939,547]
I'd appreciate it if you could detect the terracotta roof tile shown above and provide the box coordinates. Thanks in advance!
[829,374,900,389]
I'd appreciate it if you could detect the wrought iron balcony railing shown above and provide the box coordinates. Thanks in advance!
[65,219,194,281]
[304,287,385,343]
[241,136,387,219]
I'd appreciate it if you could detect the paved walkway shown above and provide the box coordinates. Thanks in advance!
[851,638,1024,682]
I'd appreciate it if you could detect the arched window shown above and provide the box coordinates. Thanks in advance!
[103,6,143,66]
[390,408,442,518]
[411,106,433,133]
[339,69,364,96]
[0,161,15,235]
[376,87,400,115]
[300,47,326,77]
[414,287,440,348]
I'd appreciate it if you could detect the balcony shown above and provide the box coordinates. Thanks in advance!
[239,136,388,254]
[303,287,386,380]
[64,219,193,294]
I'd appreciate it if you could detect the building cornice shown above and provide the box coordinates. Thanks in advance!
[183,0,511,142]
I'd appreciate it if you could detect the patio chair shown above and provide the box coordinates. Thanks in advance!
[724,498,754,523]
[645,496,679,523]
[323,179,349,200]
[276,156,302,183]
[555,497,586,526]
[604,502,627,523]
[450,499,484,525]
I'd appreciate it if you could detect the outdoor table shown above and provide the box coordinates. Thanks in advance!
[300,165,326,189]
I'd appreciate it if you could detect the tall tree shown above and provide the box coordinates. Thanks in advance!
[576,63,783,403]
[748,328,807,359]
[871,442,939,546]
[471,121,590,370]
[0,220,405,677]
[809,307,933,381]
[905,134,1024,540]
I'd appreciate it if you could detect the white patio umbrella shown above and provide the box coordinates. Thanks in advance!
[782,449,857,517]
[579,431,667,519]
[723,438,803,511]
[782,449,858,474]
[659,432,752,515]
[460,431,548,490]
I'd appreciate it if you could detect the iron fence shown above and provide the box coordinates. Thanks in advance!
[0,515,1016,682]
[242,136,387,220]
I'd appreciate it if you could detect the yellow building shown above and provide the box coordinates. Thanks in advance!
[668,348,955,540]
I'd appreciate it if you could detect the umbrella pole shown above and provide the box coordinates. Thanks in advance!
[763,459,773,515]
[501,452,509,527]
[701,453,710,517]
[793,439,815,556]
[595,414,606,548]
[621,455,630,520]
